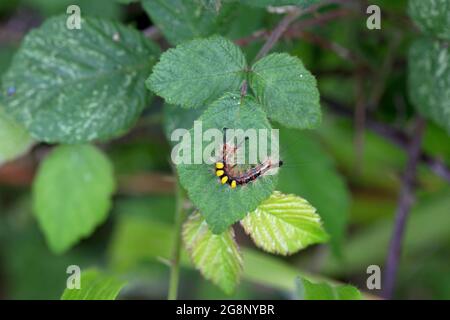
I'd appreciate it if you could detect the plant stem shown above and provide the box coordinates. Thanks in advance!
[382,117,426,299]
[167,179,186,300]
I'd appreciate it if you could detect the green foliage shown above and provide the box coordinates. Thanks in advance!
[1,16,160,143]
[250,53,321,129]
[61,269,127,300]
[408,38,450,134]
[109,196,176,272]
[408,0,450,40]
[33,145,115,253]
[241,191,328,255]
[296,277,361,300]
[277,128,349,255]
[177,94,277,233]
[239,0,320,7]
[183,213,243,294]
[163,103,207,141]
[23,0,122,19]
[0,104,33,165]
[147,36,247,109]
[324,190,450,276]
[142,0,234,45]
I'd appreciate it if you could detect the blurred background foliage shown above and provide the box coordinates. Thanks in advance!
[0,0,449,299]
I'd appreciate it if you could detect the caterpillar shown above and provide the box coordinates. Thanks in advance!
[215,128,283,189]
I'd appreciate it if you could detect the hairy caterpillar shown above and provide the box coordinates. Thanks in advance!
[215,128,283,189]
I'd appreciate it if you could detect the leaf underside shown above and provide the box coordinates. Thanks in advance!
[183,212,243,295]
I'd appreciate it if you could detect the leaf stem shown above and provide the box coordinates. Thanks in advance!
[167,178,186,300]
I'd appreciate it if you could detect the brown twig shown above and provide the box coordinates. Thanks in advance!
[253,8,302,62]
[322,97,450,183]
[252,0,351,62]
[382,117,426,299]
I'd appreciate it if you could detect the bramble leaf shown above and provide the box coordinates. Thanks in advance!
[241,191,328,255]
[249,53,321,129]
[183,212,242,295]
[142,0,234,45]
[408,38,450,134]
[177,93,277,233]
[33,145,115,254]
[1,16,160,143]
[296,277,361,300]
[408,0,450,40]
[61,269,126,300]
[147,36,247,109]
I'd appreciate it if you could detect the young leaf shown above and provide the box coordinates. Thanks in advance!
[277,128,349,256]
[177,93,278,233]
[408,38,450,134]
[241,191,328,255]
[147,36,247,109]
[0,104,33,166]
[408,0,450,40]
[295,277,361,300]
[249,53,321,129]
[183,212,243,295]
[33,145,116,254]
[61,269,126,300]
[142,0,234,45]
[1,16,160,143]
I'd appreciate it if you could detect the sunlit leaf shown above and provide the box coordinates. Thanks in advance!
[183,212,243,294]
[241,191,328,255]
[61,269,126,300]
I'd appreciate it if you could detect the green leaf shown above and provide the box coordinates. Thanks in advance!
[177,93,278,233]
[249,53,321,129]
[408,38,450,134]
[22,0,122,19]
[1,16,160,143]
[183,212,243,295]
[0,105,33,166]
[241,191,328,255]
[61,269,126,300]
[163,103,207,142]
[147,36,247,109]
[33,145,115,254]
[408,0,450,40]
[142,0,235,45]
[240,0,320,7]
[296,277,361,300]
[277,128,349,255]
